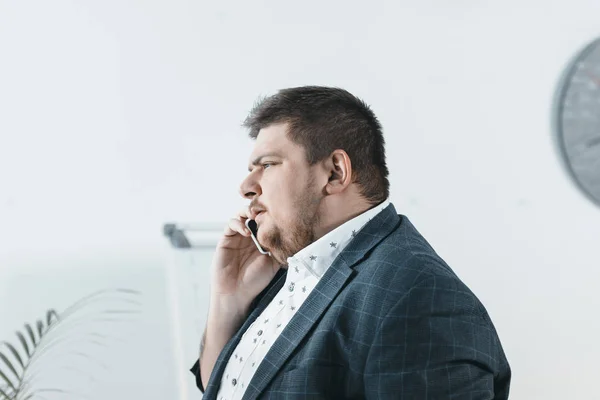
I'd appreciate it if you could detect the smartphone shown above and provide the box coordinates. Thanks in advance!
[245,218,272,256]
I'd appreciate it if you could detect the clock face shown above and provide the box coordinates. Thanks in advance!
[556,37,600,206]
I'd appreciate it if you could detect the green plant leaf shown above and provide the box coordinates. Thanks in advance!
[57,289,142,321]
[0,371,17,391]
[0,385,13,399]
[36,320,44,339]
[25,332,112,368]
[46,310,59,327]
[24,324,36,347]
[28,307,140,367]
[0,342,23,370]
[15,332,29,358]
[0,353,18,388]
[0,367,16,394]
[1,289,141,399]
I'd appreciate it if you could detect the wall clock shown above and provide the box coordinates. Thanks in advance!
[555,37,600,206]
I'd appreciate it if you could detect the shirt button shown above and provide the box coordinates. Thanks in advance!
[257,330,263,336]
[232,378,237,386]
[288,282,295,292]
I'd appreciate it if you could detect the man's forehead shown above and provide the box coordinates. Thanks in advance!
[255,123,288,145]
[248,124,291,159]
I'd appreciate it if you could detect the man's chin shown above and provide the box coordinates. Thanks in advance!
[258,236,284,264]
[256,231,275,255]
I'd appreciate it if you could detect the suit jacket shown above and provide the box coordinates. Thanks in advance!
[191,204,511,399]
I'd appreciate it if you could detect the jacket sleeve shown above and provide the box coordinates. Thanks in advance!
[364,274,511,399]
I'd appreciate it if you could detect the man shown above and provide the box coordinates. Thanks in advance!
[190,86,511,399]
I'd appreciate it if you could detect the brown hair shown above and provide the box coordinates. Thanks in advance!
[243,86,389,204]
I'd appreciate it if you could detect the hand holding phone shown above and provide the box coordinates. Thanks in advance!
[200,210,279,390]
[209,208,279,303]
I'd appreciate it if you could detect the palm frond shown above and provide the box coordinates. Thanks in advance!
[0,384,14,400]
[0,371,17,400]
[1,341,25,369]
[15,333,29,359]
[0,288,141,400]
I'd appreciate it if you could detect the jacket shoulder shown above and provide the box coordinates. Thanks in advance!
[350,215,485,318]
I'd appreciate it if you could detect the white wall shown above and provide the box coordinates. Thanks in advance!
[2,1,600,399]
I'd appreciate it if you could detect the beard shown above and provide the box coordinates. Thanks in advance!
[262,185,322,266]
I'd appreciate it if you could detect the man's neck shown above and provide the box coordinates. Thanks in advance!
[313,198,382,241]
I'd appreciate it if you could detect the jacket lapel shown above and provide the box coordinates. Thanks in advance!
[202,269,287,400]
[242,204,401,399]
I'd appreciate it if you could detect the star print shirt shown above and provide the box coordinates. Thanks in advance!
[216,199,391,400]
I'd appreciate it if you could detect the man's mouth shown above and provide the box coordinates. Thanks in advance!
[250,205,266,220]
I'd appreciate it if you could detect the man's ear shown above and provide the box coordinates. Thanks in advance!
[325,150,352,195]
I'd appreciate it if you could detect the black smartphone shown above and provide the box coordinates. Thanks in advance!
[245,219,272,256]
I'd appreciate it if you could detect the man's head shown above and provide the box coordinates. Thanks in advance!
[239,86,389,265]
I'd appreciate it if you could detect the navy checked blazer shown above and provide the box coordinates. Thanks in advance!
[191,204,511,399]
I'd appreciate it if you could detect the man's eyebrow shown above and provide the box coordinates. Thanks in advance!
[248,153,282,172]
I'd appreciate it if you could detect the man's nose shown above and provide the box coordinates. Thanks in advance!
[239,176,261,199]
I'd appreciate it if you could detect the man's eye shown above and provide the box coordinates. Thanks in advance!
[262,163,273,169]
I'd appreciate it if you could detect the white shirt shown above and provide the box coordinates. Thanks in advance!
[216,200,390,400]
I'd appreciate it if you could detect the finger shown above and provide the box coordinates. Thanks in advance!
[237,206,251,220]
[224,217,251,237]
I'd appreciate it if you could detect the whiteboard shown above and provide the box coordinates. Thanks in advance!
[163,223,222,400]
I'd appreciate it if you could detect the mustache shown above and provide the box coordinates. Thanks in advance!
[249,200,267,211]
